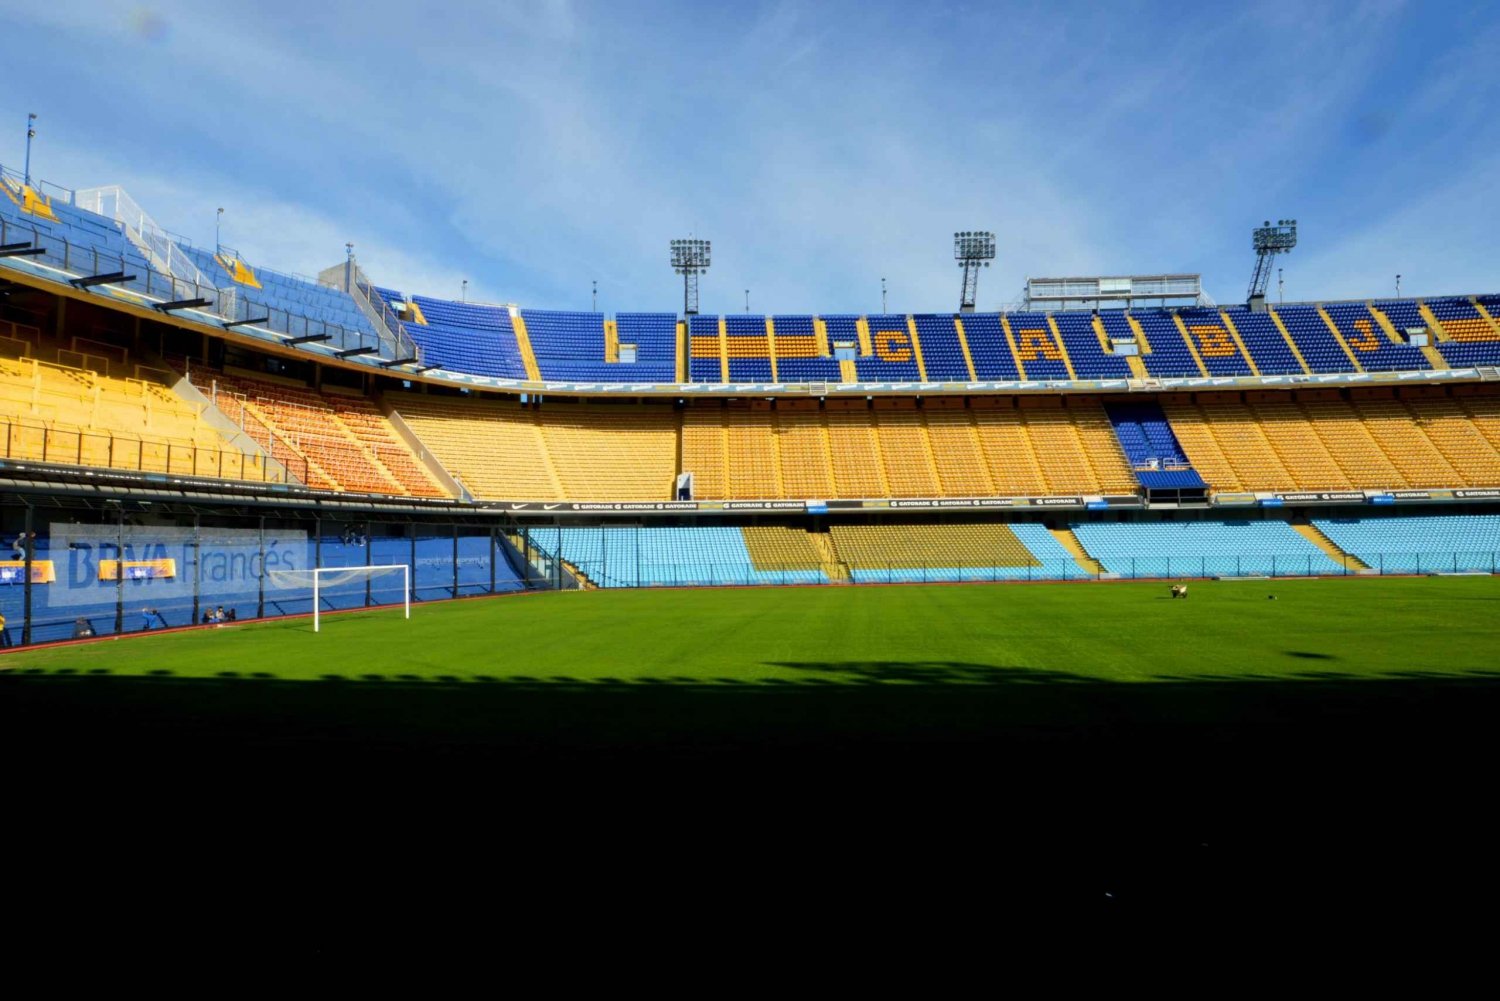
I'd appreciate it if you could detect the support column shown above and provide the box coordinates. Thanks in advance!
[114,508,125,635]
[257,516,266,619]
[191,514,201,626]
[21,502,33,646]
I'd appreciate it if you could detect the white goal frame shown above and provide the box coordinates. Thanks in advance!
[265,564,410,633]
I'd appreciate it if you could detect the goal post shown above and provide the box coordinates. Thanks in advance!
[264,564,410,632]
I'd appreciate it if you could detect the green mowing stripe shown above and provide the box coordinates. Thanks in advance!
[3,576,1499,685]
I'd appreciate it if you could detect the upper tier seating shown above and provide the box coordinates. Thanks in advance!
[1313,513,1500,573]
[1135,311,1203,377]
[1054,311,1131,379]
[1223,307,1304,375]
[242,297,1497,386]
[912,314,971,380]
[406,298,527,379]
[725,314,773,382]
[855,314,922,381]
[960,313,1022,380]
[522,309,613,381]
[772,315,841,382]
[1322,302,1429,372]
[1003,313,1070,380]
[1176,307,1254,376]
[613,313,679,381]
[1426,297,1500,367]
[1072,519,1345,577]
[688,314,722,382]
[177,244,378,341]
[0,180,146,278]
[1271,305,1357,373]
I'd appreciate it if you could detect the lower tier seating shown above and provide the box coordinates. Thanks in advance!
[1312,513,1500,573]
[1071,519,1345,577]
[542,525,828,586]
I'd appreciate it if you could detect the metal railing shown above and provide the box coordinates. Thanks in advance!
[0,164,398,364]
[0,416,305,484]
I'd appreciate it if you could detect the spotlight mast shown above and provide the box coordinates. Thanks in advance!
[1248,219,1297,308]
[954,231,995,314]
[670,238,711,316]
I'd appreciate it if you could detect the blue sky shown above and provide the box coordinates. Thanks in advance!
[5,0,1496,313]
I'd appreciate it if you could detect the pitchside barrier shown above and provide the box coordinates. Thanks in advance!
[0,519,540,647]
[2,530,1497,647]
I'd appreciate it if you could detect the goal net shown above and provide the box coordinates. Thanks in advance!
[264,564,410,632]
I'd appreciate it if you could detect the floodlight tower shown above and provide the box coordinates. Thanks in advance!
[670,238,711,316]
[1248,219,1296,309]
[954,231,995,313]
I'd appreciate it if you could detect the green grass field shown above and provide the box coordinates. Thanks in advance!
[4,575,1498,685]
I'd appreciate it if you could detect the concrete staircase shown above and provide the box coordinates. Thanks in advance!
[1048,526,1106,576]
[1292,521,1370,572]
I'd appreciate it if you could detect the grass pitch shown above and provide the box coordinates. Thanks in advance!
[4,575,1498,685]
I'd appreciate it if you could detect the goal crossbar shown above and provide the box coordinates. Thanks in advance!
[264,564,410,633]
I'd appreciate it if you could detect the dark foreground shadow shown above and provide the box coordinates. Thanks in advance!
[9,666,1500,916]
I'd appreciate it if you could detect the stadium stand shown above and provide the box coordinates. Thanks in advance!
[544,525,827,587]
[1134,311,1204,378]
[912,314,971,381]
[1159,395,1500,492]
[1223,307,1304,375]
[1054,311,1132,379]
[1425,297,1500,368]
[1312,513,1500,573]
[1270,304,1357,373]
[725,314,774,382]
[856,314,923,381]
[177,245,373,336]
[771,315,841,382]
[688,314,723,382]
[1071,519,1346,577]
[1105,401,1191,470]
[390,394,677,500]
[188,369,446,496]
[957,314,1017,381]
[1004,313,1070,380]
[1176,307,1254,376]
[1,176,145,277]
[613,312,679,381]
[522,309,618,381]
[405,298,528,379]
[0,323,273,480]
[1322,301,1429,372]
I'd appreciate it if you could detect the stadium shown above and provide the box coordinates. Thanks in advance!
[4,6,1500,908]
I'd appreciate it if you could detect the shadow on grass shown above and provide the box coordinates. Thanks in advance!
[9,659,1500,845]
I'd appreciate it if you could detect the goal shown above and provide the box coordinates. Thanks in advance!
[264,564,410,633]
